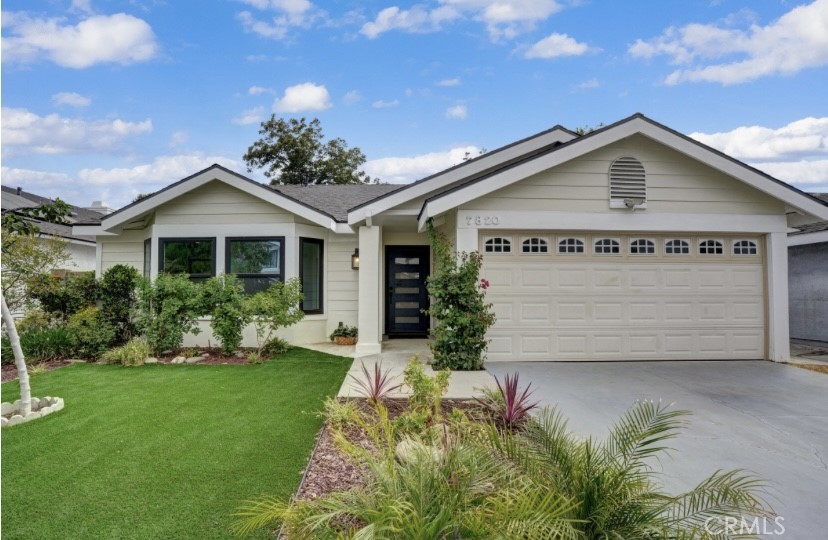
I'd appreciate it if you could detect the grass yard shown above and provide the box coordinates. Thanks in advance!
[1,348,351,540]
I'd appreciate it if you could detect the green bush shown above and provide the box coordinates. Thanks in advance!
[100,264,140,345]
[395,357,450,433]
[201,274,249,356]
[26,271,98,321]
[101,337,152,366]
[16,309,54,333]
[425,222,496,370]
[136,274,203,355]
[244,278,304,357]
[2,327,72,363]
[67,306,116,359]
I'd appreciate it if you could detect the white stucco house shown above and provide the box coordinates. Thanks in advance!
[73,114,828,362]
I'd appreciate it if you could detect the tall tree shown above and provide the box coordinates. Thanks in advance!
[243,116,374,185]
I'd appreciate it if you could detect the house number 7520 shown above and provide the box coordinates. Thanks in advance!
[465,215,500,226]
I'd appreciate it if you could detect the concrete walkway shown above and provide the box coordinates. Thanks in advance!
[330,339,497,399]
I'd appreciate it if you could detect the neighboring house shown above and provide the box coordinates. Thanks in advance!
[1,185,107,272]
[73,114,828,362]
[787,193,828,344]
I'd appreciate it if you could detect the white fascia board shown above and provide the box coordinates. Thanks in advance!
[420,117,828,224]
[348,127,577,225]
[788,230,828,246]
[100,168,337,232]
[453,209,787,233]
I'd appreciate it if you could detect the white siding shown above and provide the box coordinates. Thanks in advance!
[155,180,295,225]
[100,230,146,274]
[326,236,359,334]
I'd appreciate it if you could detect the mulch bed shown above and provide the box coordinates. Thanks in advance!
[1,360,72,382]
[295,399,484,503]
[791,363,828,375]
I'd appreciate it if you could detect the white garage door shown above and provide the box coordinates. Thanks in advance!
[481,232,766,361]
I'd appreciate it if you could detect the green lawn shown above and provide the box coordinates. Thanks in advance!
[1,349,351,540]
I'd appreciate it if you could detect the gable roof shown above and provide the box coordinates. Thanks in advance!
[273,184,403,222]
[1,185,102,242]
[789,193,828,236]
[415,113,828,230]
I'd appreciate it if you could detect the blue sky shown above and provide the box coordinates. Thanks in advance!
[2,0,827,209]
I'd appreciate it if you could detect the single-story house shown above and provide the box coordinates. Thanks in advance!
[74,114,828,362]
[1,185,108,272]
[787,193,828,344]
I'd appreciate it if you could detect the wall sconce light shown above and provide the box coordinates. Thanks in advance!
[351,248,360,270]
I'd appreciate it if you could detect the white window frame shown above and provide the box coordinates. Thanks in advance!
[698,239,725,256]
[557,236,586,255]
[484,236,512,254]
[520,236,549,254]
[664,238,691,256]
[732,239,759,256]
[593,237,621,255]
[629,238,657,256]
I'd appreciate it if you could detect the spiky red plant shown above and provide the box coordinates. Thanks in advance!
[478,372,539,429]
[350,362,401,404]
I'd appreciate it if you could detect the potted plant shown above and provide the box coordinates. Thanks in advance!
[330,322,358,346]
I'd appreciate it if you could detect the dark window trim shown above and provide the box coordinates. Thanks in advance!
[299,237,324,315]
[159,237,216,279]
[225,236,285,283]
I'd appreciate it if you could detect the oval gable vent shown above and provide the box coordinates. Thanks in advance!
[609,157,646,209]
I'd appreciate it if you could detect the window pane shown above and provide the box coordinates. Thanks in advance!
[239,276,279,295]
[162,239,214,276]
[143,239,151,278]
[301,239,322,313]
[230,240,281,274]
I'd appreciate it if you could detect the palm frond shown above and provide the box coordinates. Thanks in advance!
[604,400,690,469]
[232,497,290,536]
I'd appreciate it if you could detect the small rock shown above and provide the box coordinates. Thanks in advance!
[171,356,185,364]
[1,402,14,416]
[200,352,210,358]
[185,356,202,364]
[7,415,25,427]
[24,411,41,422]
[0,417,8,427]
[54,399,65,411]
[145,357,159,364]
[12,399,21,410]
[30,398,40,410]
[66,359,87,364]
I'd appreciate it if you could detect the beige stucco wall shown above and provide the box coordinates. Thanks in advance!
[461,135,785,215]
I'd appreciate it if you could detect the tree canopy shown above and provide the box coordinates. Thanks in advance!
[243,116,374,185]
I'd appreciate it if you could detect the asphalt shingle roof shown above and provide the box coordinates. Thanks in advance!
[270,183,405,222]
[1,185,102,241]
[790,193,828,236]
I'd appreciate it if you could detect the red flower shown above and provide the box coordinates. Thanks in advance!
[480,278,490,290]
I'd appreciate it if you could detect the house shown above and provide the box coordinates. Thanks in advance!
[787,193,828,344]
[73,114,828,362]
[1,185,107,272]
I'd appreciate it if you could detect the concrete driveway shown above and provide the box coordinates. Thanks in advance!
[486,361,828,539]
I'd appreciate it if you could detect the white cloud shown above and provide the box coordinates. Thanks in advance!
[235,0,318,40]
[690,117,828,189]
[574,78,601,90]
[446,104,467,119]
[51,92,91,107]
[239,0,312,16]
[70,0,94,15]
[364,145,480,183]
[1,107,152,157]
[233,106,266,125]
[343,90,363,105]
[272,82,332,113]
[525,32,592,58]
[372,99,400,109]
[248,85,273,95]
[2,12,158,68]
[437,77,461,86]
[361,1,563,40]
[169,131,189,147]
[360,5,460,38]
[690,117,828,161]
[629,0,828,85]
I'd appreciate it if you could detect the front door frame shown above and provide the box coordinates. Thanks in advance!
[385,245,430,337]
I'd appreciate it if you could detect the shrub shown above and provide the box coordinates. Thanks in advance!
[244,278,304,357]
[67,306,116,359]
[136,274,203,355]
[99,264,140,345]
[201,274,250,356]
[476,372,539,429]
[395,357,450,433]
[329,323,358,341]
[318,397,361,429]
[349,361,400,404]
[261,337,291,357]
[16,309,54,333]
[2,327,72,363]
[425,222,496,370]
[26,271,98,321]
[101,337,151,366]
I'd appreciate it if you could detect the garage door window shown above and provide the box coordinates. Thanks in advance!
[594,238,620,255]
[733,240,758,255]
[484,237,511,253]
[521,237,548,254]
[558,237,585,254]
[699,240,724,255]
[630,238,656,255]
[665,239,690,255]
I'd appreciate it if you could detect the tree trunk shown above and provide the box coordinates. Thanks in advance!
[1,292,31,415]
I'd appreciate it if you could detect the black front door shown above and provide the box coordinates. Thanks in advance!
[386,246,430,336]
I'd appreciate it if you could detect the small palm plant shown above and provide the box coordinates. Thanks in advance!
[349,361,401,404]
[493,400,774,539]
